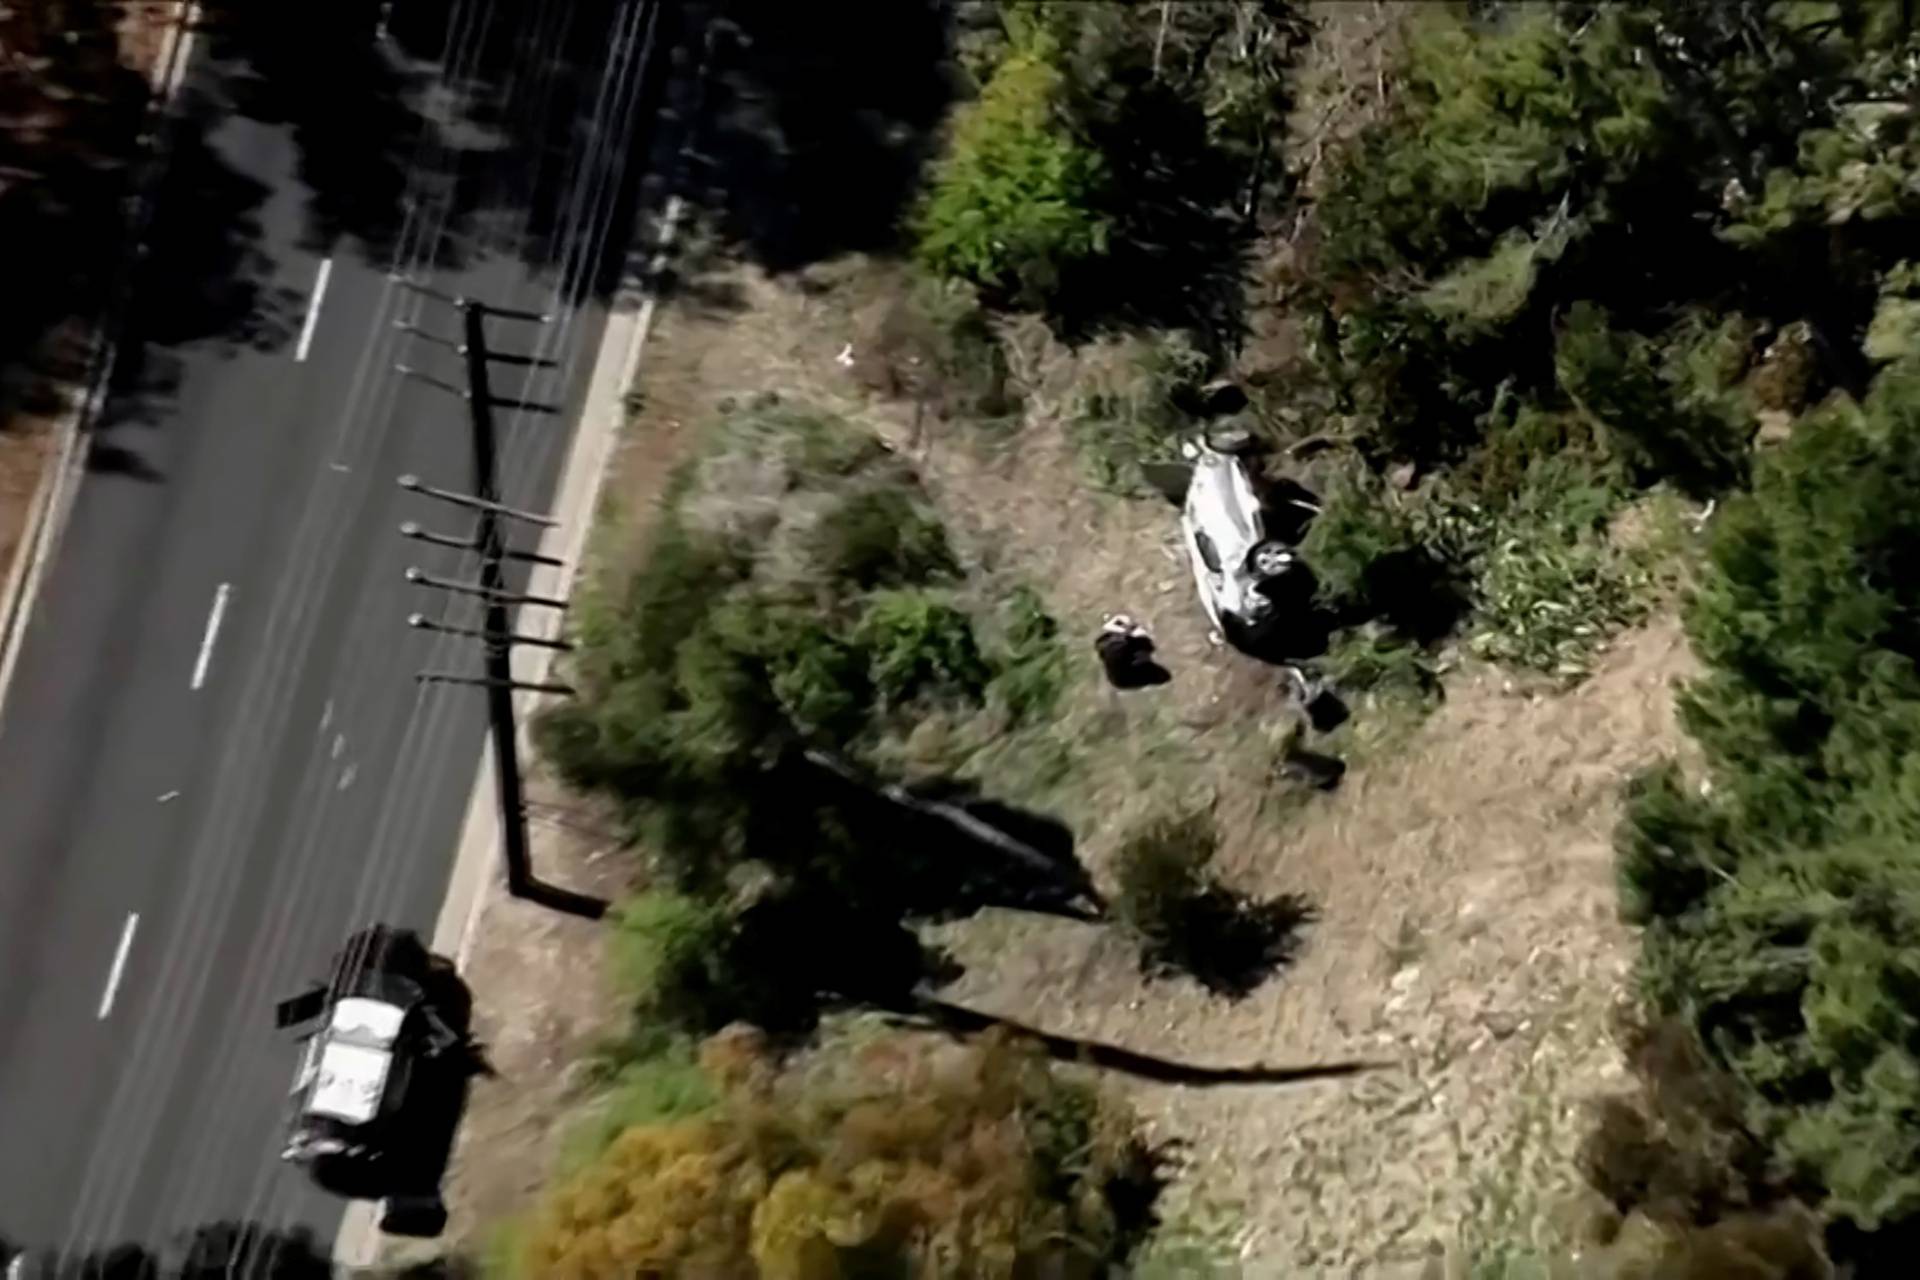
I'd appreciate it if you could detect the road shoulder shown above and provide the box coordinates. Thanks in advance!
[332,194,687,1274]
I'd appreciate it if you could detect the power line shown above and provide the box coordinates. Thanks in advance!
[393,285,608,921]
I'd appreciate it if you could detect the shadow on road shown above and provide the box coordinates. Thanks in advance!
[4,1220,333,1279]
[0,1,158,418]
[101,94,300,427]
[9,0,677,435]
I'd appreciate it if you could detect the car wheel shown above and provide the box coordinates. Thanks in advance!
[1203,423,1264,455]
[380,1194,450,1238]
[1247,540,1295,578]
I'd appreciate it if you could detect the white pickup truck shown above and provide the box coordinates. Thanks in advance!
[274,926,459,1237]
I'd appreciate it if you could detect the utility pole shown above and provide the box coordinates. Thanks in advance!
[394,281,608,920]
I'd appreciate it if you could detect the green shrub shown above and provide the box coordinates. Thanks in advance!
[854,589,992,709]
[565,1033,720,1174]
[540,403,1011,895]
[808,485,956,590]
[1499,1206,1832,1279]
[1317,8,1666,283]
[1578,1016,1774,1228]
[1322,625,1438,701]
[914,34,1111,306]
[991,583,1069,723]
[1866,262,1920,366]
[517,1031,1155,1279]
[1616,365,1920,1240]
[1297,469,1421,617]
[740,601,873,742]
[754,399,889,478]
[611,891,744,1035]
[1554,303,1750,497]
[1460,402,1622,507]
[1616,763,1735,926]
[1467,496,1649,681]
[864,274,1020,420]
[1298,467,1474,648]
[1112,808,1310,997]
[1069,330,1208,492]
[534,488,749,805]
[1113,809,1215,949]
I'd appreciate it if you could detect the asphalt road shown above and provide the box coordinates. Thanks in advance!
[0,0,664,1265]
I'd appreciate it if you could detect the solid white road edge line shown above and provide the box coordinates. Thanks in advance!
[190,582,231,691]
[97,912,140,1020]
[293,256,334,363]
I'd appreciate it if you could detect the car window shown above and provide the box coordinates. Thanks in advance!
[1194,529,1223,574]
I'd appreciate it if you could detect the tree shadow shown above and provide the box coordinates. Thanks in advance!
[1358,547,1472,647]
[193,0,451,267]
[686,0,959,272]
[1061,81,1256,351]
[910,996,1384,1088]
[103,93,299,421]
[174,1223,333,1278]
[0,0,159,407]
[723,885,964,1039]
[18,1221,333,1278]
[85,442,164,483]
[789,752,1103,923]
[5,0,679,438]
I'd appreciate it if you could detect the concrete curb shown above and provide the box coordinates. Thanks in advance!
[330,191,688,1275]
[0,1,201,728]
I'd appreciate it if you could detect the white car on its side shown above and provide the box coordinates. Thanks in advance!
[1177,431,1319,650]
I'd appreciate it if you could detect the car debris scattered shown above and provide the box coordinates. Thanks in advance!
[1095,613,1170,690]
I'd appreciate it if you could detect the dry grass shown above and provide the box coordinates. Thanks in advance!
[415,779,635,1244]
[0,414,53,587]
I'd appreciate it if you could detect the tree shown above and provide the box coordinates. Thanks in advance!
[515,1032,1155,1280]
[1618,365,1920,1239]
[914,29,1111,308]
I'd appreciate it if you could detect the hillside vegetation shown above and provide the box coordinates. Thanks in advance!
[502,1,1920,1274]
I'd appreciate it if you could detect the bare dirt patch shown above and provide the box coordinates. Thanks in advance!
[0,415,52,588]
[412,781,633,1250]
[941,617,1697,1272]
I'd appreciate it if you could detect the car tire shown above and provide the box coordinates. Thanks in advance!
[380,1194,450,1238]
[1246,540,1295,578]
[1203,424,1265,455]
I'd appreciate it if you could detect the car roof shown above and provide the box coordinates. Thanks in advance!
[307,1039,393,1125]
